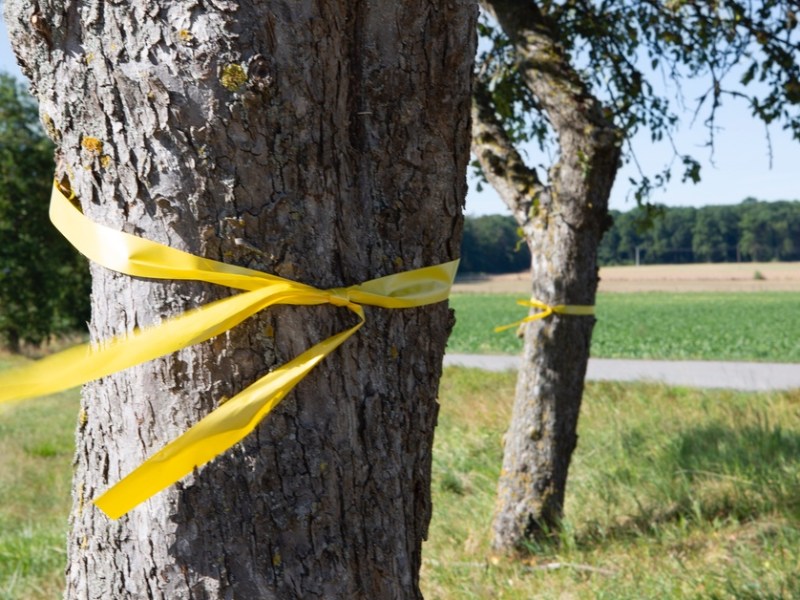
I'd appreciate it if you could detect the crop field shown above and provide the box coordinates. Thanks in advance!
[1,367,799,599]
[448,291,800,362]
[449,262,800,361]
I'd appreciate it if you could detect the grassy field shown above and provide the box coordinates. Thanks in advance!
[448,292,800,362]
[424,369,800,599]
[0,357,76,600]
[1,362,799,598]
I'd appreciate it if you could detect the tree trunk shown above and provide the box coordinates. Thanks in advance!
[472,0,621,550]
[492,198,610,546]
[6,1,476,597]
[5,328,20,354]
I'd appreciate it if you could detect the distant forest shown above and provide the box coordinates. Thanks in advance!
[460,199,800,273]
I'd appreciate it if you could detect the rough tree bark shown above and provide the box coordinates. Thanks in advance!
[6,0,476,597]
[471,0,621,549]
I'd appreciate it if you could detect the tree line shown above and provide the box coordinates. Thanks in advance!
[460,214,531,273]
[601,200,800,264]
[0,74,89,351]
[459,198,800,274]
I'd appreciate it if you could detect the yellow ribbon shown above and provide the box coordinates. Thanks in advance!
[0,182,459,520]
[494,298,594,333]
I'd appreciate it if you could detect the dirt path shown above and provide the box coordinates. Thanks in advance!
[453,262,800,294]
[444,354,800,391]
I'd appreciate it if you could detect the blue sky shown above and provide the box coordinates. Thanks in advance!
[2,18,797,216]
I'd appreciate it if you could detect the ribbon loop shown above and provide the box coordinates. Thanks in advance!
[0,182,458,519]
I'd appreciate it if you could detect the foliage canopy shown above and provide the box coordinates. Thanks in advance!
[476,0,800,202]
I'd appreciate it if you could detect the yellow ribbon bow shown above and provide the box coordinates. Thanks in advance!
[494,298,594,333]
[0,182,458,519]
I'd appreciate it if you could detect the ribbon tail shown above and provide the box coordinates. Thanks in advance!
[493,319,526,333]
[0,286,296,404]
[93,311,365,520]
[493,310,551,334]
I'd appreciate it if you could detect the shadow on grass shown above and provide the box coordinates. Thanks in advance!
[572,420,800,548]
[675,421,800,474]
[709,578,800,600]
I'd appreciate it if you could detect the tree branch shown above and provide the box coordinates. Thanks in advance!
[479,0,610,139]
[471,75,543,229]
[479,0,621,225]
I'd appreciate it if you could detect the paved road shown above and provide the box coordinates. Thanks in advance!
[443,354,800,392]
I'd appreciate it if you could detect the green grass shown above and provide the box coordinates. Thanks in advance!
[449,292,800,362]
[0,356,77,600]
[2,363,799,598]
[424,368,800,599]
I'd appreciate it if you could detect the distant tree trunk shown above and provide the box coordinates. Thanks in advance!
[5,328,20,354]
[471,0,621,549]
[6,1,476,597]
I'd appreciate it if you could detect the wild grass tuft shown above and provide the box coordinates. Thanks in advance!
[0,359,77,600]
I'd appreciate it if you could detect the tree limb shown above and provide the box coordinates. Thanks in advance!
[479,0,610,140]
[478,0,621,227]
[471,75,543,229]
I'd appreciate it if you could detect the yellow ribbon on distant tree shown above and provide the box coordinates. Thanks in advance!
[494,298,594,333]
[0,182,458,520]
